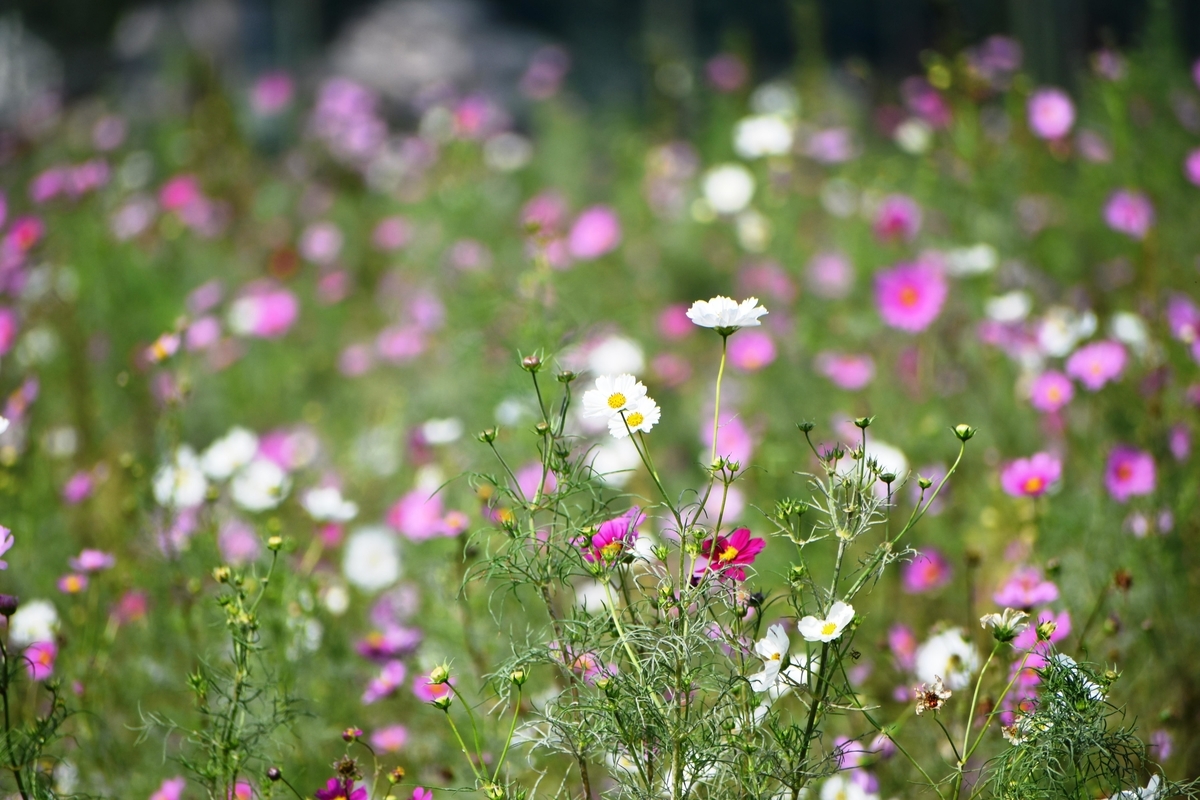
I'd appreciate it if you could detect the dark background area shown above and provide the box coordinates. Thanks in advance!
[9,0,1200,101]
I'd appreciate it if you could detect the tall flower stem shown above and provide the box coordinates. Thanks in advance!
[710,335,729,467]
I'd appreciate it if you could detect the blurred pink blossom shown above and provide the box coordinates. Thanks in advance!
[1027,88,1075,139]
[1000,453,1061,498]
[994,566,1059,607]
[567,206,621,260]
[1103,190,1154,239]
[902,548,952,594]
[1105,445,1155,502]
[815,352,875,390]
[1065,340,1126,390]
[872,195,922,242]
[1029,370,1074,413]
[250,71,294,116]
[727,330,776,371]
[875,260,947,332]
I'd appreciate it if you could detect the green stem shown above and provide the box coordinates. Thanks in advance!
[444,711,485,783]
[0,640,28,800]
[710,335,729,467]
[491,687,523,782]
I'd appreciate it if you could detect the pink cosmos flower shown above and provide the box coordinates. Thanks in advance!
[1105,445,1155,502]
[515,462,557,501]
[373,216,411,250]
[363,660,408,704]
[1000,453,1062,498]
[67,159,109,196]
[1150,729,1174,761]
[150,776,187,800]
[412,789,434,800]
[113,590,148,624]
[70,549,114,572]
[993,566,1059,608]
[185,316,221,351]
[1027,88,1075,139]
[1169,424,1191,462]
[1166,294,1200,342]
[58,573,88,593]
[872,195,922,242]
[658,304,695,341]
[5,216,45,253]
[218,520,261,566]
[702,412,754,466]
[875,261,948,332]
[1104,190,1154,239]
[521,191,569,234]
[567,206,621,260]
[412,671,454,703]
[356,625,422,661]
[815,352,875,390]
[695,527,766,582]
[0,308,19,359]
[62,471,93,504]
[24,641,56,680]
[727,330,776,371]
[159,175,202,212]
[901,547,952,594]
[371,724,409,752]
[1186,149,1200,186]
[250,70,294,116]
[0,526,14,570]
[375,324,425,363]
[29,167,67,203]
[1013,609,1071,650]
[806,252,854,299]
[1029,370,1074,413]
[300,221,343,265]
[228,282,299,339]
[388,489,452,541]
[316,778,367,800]
[1065,340,1126,390]
[578,507,644,564]
[888,624,917,671]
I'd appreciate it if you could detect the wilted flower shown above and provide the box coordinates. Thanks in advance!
[1105,445,1156,502]
[914,675,952,715]
[875,261,947,332]
[1027,88,1076,139]
[686,296,768,331]
[1000,453,1062,498]
[797,601,855,643]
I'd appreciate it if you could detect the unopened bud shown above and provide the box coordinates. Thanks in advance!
[917,476,933,490]
[534,421,551,436]
[429,664,450,685]
[556,370,577,383]
[342,727,363,742]
[1036,619,1058,642]
[432,694,453,710]
[509,669,528,687]
[953,424,977,442]
[0,595,18,617]
[854,416,875,429]
[212,566,231,584]
[388,767,406,784]
[797,421,815,434]
[267,535,283,551]
[879,472,896,485]
[788,564,806,584]
[484,782,505,800]
[266,767,282,782]
[520,354,542,372]
[477,428,498,444]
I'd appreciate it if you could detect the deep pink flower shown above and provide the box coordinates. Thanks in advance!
[1065,340,1126,390]
[902,547,952,594]
[567,206,621,260]
[412,671,454,703]
[412,788,434,800]
[250,70,294,115]
[70,549,114,572]
[159,175,202,212]
[1104,190,1154,239]
[5,216,45,252]
[727,330,776,371]
[62,471,93,504]
[228,781,252,800]
[1027,88,1075,139]
[875,261,947,332]
[24,641,56,680]
[1029,370,1074,413]
[872,195,922,242]
[695,527,766,582]
[150,776,186,800]
[993,566,1059,608]
[1105,445,1155,502]
[806,252,854,299]
[578,507,644,564]
[113,590,148,624]
[902,78,952,128]
[1000,453,1061,498]
[388,489,452,541]
[0,526,13,570]
[815,352,875,390]
[315,778,368,800]
[356,625,422,661]
[371,724,409,752]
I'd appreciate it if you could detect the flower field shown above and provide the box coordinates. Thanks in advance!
[0,18,1198,800]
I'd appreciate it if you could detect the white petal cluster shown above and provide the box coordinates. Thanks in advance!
[797,601,855,643]
[152,446,209,509]
[230,459,291,512]
[302,486,359,522]
[748,624,812,694]
[343,526,401,592]
[733,115,794,159]
[9,599,59,646]
[200,427,259,480]
[583,374,661,439]
[686,296,768,330]
[702,164,755,215]
[915,628,980,690]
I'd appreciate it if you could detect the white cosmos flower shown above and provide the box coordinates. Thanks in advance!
[586,335,645,376]
[9,599,59,646]
[748,624,789,692]
[586,437,641,488]
[1038,306,1097,357]
[733,114,794,159]
[153,446,209,508]
[820,774,878,800]
[608,396,661,438]
[894,117,933,154]
[0,416,9,435]
[200,427,259,480]
[985,291,1032,323]
[343,526,401,592]
[702,164,755,215]
[797,601,855,643]
[915,628,980,690]
[302,486,358,522]
[583,374,647,419]
[686,296,769,330]
[1114,775,1164,800]
[421,417,464,444]
[230,458,291,512]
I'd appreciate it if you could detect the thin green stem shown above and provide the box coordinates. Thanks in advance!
[443,711,485,783]
[491,687,523,781]
[710,335,729,466]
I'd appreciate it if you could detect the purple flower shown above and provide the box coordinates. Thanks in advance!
[1029,370,1074,413]
[25,641,56,681]
[902,548,952,594]
[356,625,422,661]
[806,128,857,163]
[1000,453,1062,498]
[315,778,367,800]
[1065,340,1127,390]
[578,507,644,564]
[567,206,621,260]
[994,566,1059,608]
[1027,88,1075,139]
[872,194,922,242]
[1169,424,1191,462]
[62,471,93,505]
[69,549,114,572]
[875,261,948,332]
[1185,149,1200,187]
[1103,190,1154,239]
[705,54,748,92]
[0,526,13,569]
[1105,445,1155,502]
[1150,729,1174,760]
[815,352,875,390]
[727,330,776,372]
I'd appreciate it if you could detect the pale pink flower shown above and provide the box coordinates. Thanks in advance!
[1103,190,1154,239]
[250,71,294,116]
[371,725,409,752]
[1027,88,1075,139]
[567,206,621,260]
[1029,370,1074,413]
[1065,340,1126,390]
[727,330,776,371]
[994,566,1059,608]
[815,352,874,390]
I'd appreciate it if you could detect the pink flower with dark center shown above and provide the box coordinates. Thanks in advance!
[1103,190,1154,239]
[250,70,294,116]
[695,527,766,582]
[373,216,411,250]
[875,261,947,332]
[993,566,1059,608]
[1000,453,1062,498]
[578,507,644,564]
[1027,88,1075,139]
[815,352,875,390]
[567,206,621,260]
[1029,370,1074,413]
[902,547,952,594]
[872,194,922,242]
[727,330,776,371]
[1065,340,1126,390]
[371,725,409,752]
[1105,445,1155,502]
[24,641,56,680]
[70,549,114,572]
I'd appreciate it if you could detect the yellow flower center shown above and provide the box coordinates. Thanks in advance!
[607,392,627,409]
[600,542,624,561]
[769,652,781,661]
[718,545,739,563]
[1022,476,1044,493]
[899,286,919,307]
[821,621,838,636]
[1047,387,1060,401]
[626,411,644,427]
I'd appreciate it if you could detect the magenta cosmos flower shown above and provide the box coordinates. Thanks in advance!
[902,547,952,594]
[1000,452,1061,498]
[1103,190,1154,239]
[727,329,776,371]
[695,527,766,582]
[993,566,1059,608]
[69,549,114,572]
[315,778,368,800]
[1027,88,1075,139]
[24,641,56,681]
[578,506,644,564]
[875,261,948,332]
[1105,445,1155,502]
[1065,340,1126,390]
[872,194,922,242]
[1029,370,1074,413]
[567,206,621,260]
[815,352,875,390]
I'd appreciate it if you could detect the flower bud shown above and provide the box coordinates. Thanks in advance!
[477,428,498,444]
[953,424,977,442]
[534,421,551,436]
[1036,619,1058,642]
[879,472,896,485]
[484,782,505,800]
[432,694,453,710]
[342,726,363,742]
[796,421,815,434]
[266,767,282,782]
[854,416,875,429]
[388,767,406,784]
[917,476,933,490]
[520,354,542,372]
[429,664,450,685]
[788,564,806,584]
[0,595,19,617]
[212,566,231,584]
[556,370,577,383]
[267,535,283,551]
[651,545,669,562]
[509,669,528,687]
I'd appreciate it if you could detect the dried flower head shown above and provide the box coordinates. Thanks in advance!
[915,675,952,715]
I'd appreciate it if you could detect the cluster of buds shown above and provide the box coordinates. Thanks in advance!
[980,608,1030,643]
[914,676,952,715]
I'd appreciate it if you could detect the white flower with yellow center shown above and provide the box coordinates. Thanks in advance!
[686,296,768,331]
[607,396,661,439]
[582,374,647,419]
[748,624,788,692]
[797,600,855,643]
